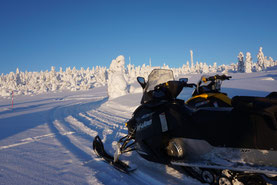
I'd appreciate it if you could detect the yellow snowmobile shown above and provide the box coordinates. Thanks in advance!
[186,74,232,108]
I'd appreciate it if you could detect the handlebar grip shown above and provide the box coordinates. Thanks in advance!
[205,75,232,81]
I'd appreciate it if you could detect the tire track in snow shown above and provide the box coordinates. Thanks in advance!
[64,115,101,139]
[89,109,127,123]
[47,99,156,184]
[49,106,93,161]
[85,110,128,138]
[58,96,122,143]
[47,95,108,162]
[72,109,128,142]
[69,111,116,143]
[0,131,74,150]
[48,95,125,161]
[47,93,191,185]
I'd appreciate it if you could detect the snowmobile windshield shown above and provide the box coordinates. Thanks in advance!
[145,69,174,92]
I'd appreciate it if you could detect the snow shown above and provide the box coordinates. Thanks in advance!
[244,52,252,73]
[0,68,277,184]
[1,47,277,98]
[107,55,128,99]
[237,52,244,73]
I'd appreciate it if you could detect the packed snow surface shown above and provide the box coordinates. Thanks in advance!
[0,70,277,185]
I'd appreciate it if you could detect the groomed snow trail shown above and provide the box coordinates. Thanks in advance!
[0,87,199,185]
[47,91,199,185]
[1,70,276,184]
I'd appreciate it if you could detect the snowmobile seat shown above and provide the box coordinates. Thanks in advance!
[231,95,277,130]
[191,107,233,125]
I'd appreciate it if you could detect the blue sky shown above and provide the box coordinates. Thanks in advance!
[0,0,276,74]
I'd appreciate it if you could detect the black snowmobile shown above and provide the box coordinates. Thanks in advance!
[93,69,277,185]
[186,74,232,108]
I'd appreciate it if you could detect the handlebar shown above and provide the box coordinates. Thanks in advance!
[155,81,196,90]
[203,74,232,82]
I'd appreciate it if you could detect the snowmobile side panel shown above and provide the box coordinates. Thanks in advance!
[171,146,277,175]
[168,138,277,170]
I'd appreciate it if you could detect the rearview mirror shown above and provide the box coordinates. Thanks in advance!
[179,78,188,83]
[137,77,146,89]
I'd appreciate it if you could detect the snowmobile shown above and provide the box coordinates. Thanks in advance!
[186,74,232,108]
[93,69,277,185]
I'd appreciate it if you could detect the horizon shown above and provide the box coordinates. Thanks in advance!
[0,47,273,75]
[1,0,277,74]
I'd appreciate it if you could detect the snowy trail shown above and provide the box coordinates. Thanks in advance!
[1,70,276,184]
[0,89,107,184]
[0,87,196,184]
[45,91,196,185]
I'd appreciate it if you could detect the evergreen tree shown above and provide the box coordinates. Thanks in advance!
[244,52,252,73]
[257,47,265,71]
[237,52,244,72]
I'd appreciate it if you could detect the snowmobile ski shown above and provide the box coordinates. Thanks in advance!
[92,135,136,173]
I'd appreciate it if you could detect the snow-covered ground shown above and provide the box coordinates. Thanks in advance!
[0,70,277,185]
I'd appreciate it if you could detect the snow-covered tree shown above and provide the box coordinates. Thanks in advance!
[195,61,200,73]
[209,62,217,73]
[256,47,265,71]
[94,66,107,86]
[202,63,209,73]
[186,61,190,73]
[107,55,128,99]
[244,52,252,73]
[237,52,244,73]
[1,47,277,97]
[268,57,275,67]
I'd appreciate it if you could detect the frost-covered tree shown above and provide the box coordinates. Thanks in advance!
[195,61,200,73]
[2,47,277,97]
[209,62,217,73]
[0,65,108,96]
[186,61,190,73]
[268,57,275,67]
[94,66,107,87]
[107,55,128,99]
[244,52,252,73]
[126,63,136,83]
[202,63,209,73]
[15,68,22,86]
[256,47,265,71]
[237,52,244,73]
[190,50,195,73]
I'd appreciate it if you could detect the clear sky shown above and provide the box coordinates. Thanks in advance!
[0,0,276,74]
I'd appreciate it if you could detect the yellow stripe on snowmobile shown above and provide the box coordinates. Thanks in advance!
[186,93,231,105]
[213,93,231,105]
[186,94,209,103]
